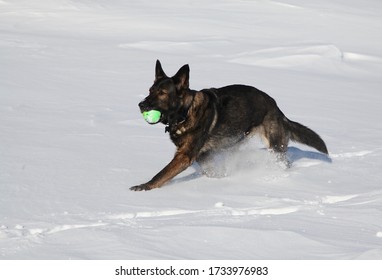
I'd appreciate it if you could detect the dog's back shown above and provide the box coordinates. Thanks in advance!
[201,84,328,155]
[211,84,277,136]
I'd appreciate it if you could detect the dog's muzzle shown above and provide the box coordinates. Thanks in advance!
[138,99,151,112]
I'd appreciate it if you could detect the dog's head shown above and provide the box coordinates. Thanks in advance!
[138,60,190,124]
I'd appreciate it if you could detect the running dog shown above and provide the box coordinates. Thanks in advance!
[130,60,328,191]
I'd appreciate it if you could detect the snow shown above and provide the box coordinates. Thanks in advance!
[1,0,382,259]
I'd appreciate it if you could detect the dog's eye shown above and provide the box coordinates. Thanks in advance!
[159,90,168,96]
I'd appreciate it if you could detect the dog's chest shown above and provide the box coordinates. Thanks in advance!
[168,122,188,145]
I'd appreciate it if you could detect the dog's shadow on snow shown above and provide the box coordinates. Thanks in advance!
[287,146,332,164]
[168,168,203,186]
[170,146,332,186]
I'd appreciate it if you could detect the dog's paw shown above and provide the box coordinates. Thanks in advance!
[129,184,152,191]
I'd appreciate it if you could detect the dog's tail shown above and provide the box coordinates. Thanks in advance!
[285,118,328,154]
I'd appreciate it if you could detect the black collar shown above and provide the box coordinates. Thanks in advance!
[164,91,195,133]
[165,108,188,133]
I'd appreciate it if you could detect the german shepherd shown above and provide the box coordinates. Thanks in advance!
[130,60,328,191]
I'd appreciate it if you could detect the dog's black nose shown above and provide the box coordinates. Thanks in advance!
[138,100,146,111]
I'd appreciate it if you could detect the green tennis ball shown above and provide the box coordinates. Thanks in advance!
[142,110,161,124]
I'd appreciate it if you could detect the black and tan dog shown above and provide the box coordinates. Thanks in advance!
[130,60,328,191]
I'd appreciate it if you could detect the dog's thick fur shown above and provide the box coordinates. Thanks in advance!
[130,60,328,191]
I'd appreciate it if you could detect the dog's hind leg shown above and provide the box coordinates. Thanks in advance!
[262,118,291,168]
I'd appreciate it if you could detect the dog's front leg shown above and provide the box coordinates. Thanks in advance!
[130,151,194,191]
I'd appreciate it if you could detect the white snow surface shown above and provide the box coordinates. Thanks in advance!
[1,0,382,259]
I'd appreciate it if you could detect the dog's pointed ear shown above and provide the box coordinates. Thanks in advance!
[173,64,190,91]
[155,59,167,81]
